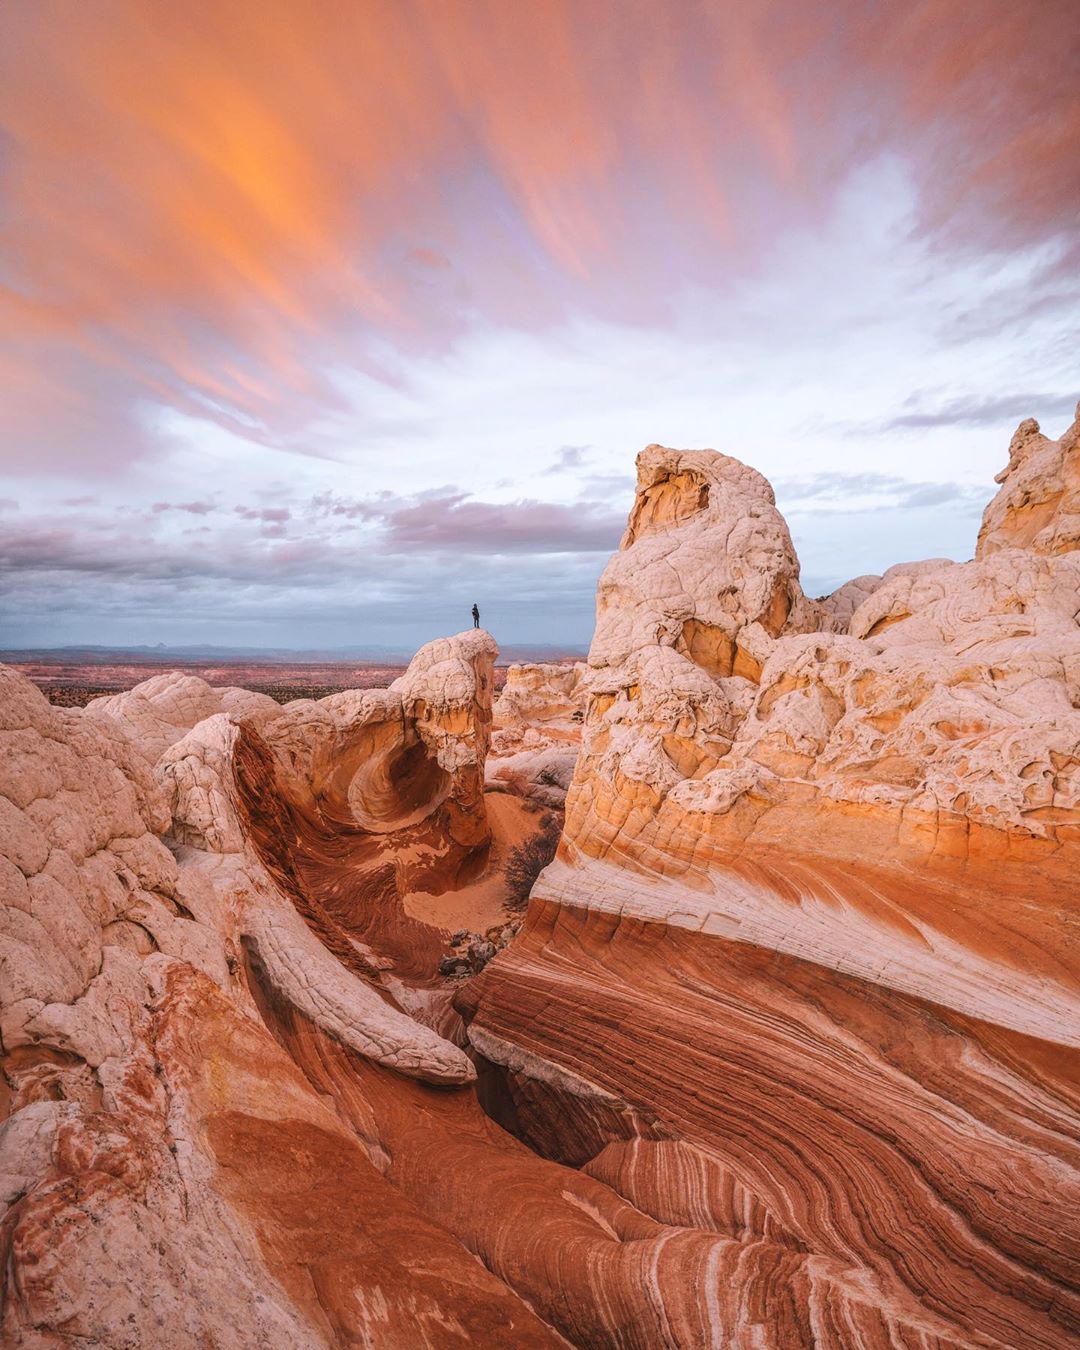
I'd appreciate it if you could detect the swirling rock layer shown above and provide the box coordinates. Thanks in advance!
[464,900,1080,1348]
[464,407,1080,1347]
[1,633,564,1344]
[3,409,1080,1347]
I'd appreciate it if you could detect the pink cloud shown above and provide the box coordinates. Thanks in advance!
[385,492,623,553]
[0,0,1075,475]
[152,500,217,515]
[235,506,291,523]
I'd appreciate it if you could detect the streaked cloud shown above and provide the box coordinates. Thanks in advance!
[2,0,1077,473]
[152,500,217,515]
[775,472,986,514]
[0,1,1076,646]
[384,493,623,554]
[881,391,1080,431]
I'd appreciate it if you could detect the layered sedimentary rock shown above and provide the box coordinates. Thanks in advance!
[488,661,586,807]
[0,633,565,1345]
[528,426,1080,1036]
[465,409,1080,1348]
[3,409,1079,1349]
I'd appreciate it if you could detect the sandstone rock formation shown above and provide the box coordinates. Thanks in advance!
[488,661,586,807]
[977,401,1080,557]
[530,420,1080,1039]
[817,557,954,629]
[494,661,587,727]
[85,669,283,763]
[465,407,1080,1348]
[0,633,565,1345]
[3,407,1079,1349]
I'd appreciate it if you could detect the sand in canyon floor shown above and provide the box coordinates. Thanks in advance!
[403,791,544,933]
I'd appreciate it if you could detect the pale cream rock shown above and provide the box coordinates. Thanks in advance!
[589,444,823,678]
[548,425,1080,1045]
[976,402,1080,558]
[86,669,282,764]
[486,744,579,808]
[819,558,955,630]
[494,662,587,728]
[489,661,586,806]
[390,628,498,775]
[0,668,178,1060]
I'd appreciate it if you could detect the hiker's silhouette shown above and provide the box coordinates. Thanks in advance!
[471,603,480,629]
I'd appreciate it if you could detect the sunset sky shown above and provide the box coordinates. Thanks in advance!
[1,0,1077,650]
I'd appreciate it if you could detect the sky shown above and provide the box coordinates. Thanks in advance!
[0,0,1077,652]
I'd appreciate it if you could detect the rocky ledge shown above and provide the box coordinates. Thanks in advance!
[2,405,1078,1348]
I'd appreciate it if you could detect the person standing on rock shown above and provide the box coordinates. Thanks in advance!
[472,603,480,629]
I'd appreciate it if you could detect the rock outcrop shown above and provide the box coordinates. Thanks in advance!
[3,408,1079,1349]
[85,669,283,763]
[465,408,1080,1349]
[977,401,1080,557]
[494,662,587,728]
[488,662,586,807]
[0,632,569,1345]
[529,419,1080,1039]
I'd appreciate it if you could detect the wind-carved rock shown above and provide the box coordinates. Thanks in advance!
[594,444,822,678]
[1,631,576,1348]
[253,629,497,883]
[85,669,283,764]
[977,401,1080,557]
[0,671,330,1348]
[464,412,1080,1350]
[150,628,498,1085]
[495,662,587,727]
[488,662,587,807]
[817,556,955,629]
[537,430,1080,1042]
[158,713,476,1086]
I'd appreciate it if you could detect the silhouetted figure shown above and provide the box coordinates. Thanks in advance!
[472,603,480,629]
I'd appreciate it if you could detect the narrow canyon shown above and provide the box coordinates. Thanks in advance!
[2,406,1078,1348]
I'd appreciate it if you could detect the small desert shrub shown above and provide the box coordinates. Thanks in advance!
[504,812,562,911]
[494,765,531,796]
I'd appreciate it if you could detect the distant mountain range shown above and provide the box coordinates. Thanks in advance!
[1,642,586,666]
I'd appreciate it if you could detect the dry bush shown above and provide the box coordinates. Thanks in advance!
[504,812,562,911]
[490,764,531,796]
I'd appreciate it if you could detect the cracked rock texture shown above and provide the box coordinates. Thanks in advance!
[3,409,1080,1349]
[530,415,1080,1039]
[488,662,586,808]
[977,400,1080,558]
[85,669,284,764]
[465,408,1080,1349]
[0,632,567,1346]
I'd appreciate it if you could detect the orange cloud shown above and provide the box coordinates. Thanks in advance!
[0,0,1075,471]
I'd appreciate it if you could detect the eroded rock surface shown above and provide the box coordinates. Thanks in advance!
[466,410,1080,1349]
[4,409,1080,1349]
[488,661,586,807]
[85,669,283,764]
[536,419,1080,1039]
[977,400,1080,557]
[0,633,568,1346]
